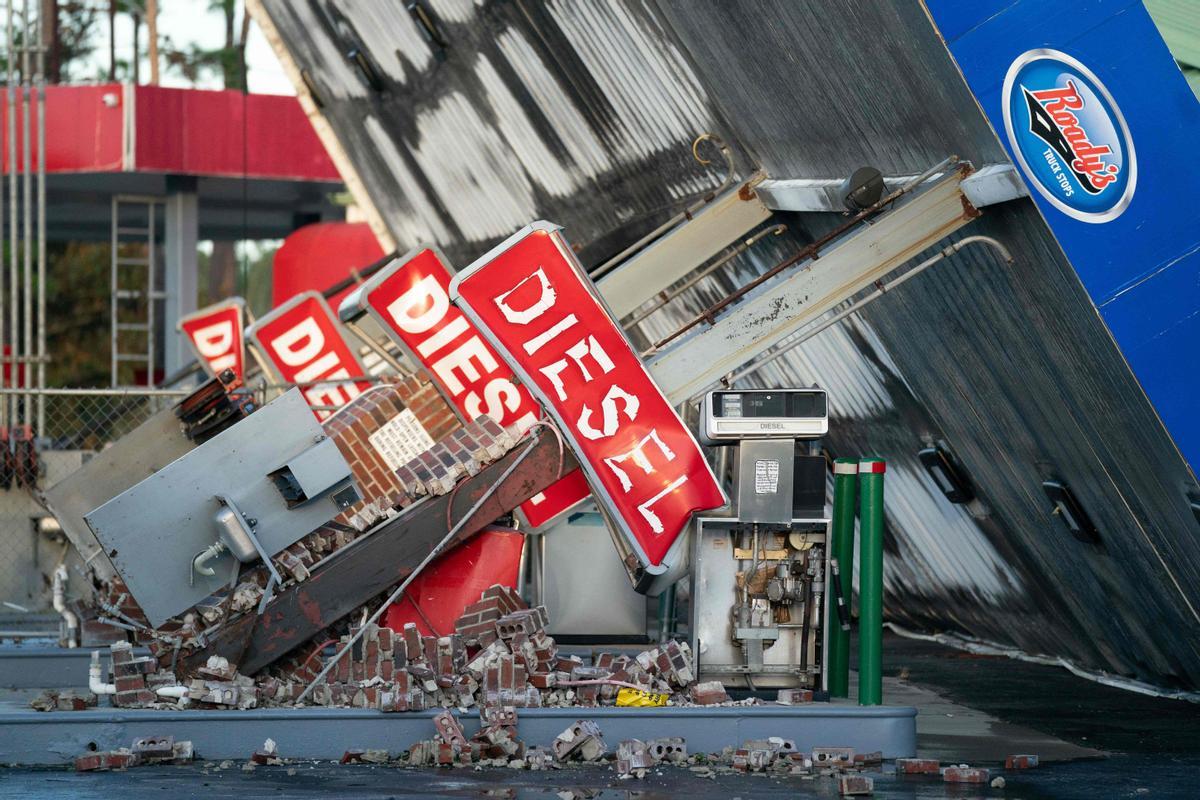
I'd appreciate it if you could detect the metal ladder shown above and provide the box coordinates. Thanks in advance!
[110,196,166,387]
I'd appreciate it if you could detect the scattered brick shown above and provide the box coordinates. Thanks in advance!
[812,746,855,766]
[839,775,874,795]
[250,738,282,765]
[130,735,174,763]
[75,750,136,772]
[28,689,97,712]
[895,757,940,774]
[647,737,687,763]
[943,766,990,783]
[1006,754,1039,769]
[617,739,655,776]
[690,680,730,705]
[552,720,606,762]
[776,688,814,705]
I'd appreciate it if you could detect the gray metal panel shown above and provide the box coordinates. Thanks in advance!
[735,440,795,525]
[279,436,349,501]
[0,646,149,689]
[41,407,194,582]
[540,509,648,638]
[83,390,353,627]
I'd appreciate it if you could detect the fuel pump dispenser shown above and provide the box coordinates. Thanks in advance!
[692,388,830,689]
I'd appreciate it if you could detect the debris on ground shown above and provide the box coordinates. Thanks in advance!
[943,765,991,783]
[552,720,607,762]
[249,738,282,765]
[812,746,855,768]
[895,757,940,774]
[688,680,730,705]
[776,688,814,704]
[29,688,97,711]
[647,737,687,763]
[616,739,655,777]
[82,580,740,717]
[839,773,874,795]
[131,735,193,764]
[74,735,194,771]
[1006,753,1039,769]
[75,750,137,772]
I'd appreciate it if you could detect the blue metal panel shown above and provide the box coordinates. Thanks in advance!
[925,0,1200,472]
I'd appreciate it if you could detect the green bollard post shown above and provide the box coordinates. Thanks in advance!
[827,458,858,698]
[858,457,886,706]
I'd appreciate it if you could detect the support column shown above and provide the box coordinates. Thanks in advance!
[857,457,886,706]
[828,458,858,698]
[164,175,198,378]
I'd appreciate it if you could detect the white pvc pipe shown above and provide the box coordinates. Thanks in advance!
[52,565,79,648]
[155,685,189,699]
[89,651,116,695]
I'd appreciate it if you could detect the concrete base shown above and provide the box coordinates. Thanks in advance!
[0,702,916,765]
[0,646,150,689]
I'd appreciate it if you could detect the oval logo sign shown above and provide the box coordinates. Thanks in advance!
[1002,49,1136,223]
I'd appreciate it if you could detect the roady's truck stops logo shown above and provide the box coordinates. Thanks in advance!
[1003,49,1136,223]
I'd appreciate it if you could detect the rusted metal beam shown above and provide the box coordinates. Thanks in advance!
[178,431,577,677]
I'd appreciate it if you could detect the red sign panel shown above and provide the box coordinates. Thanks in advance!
[451,223,726,569]
[348,246,590,527]
[246,291,370,420]
[178,297,246,381]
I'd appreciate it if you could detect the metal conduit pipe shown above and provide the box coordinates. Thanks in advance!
[88,651,116,695]
[52,565,79,647]
[35,0,45,430]
[88,650,188,699]
[20,0,32,423]
[6,1,18,427]
[723,235,1013,387]
[190,542,227,585]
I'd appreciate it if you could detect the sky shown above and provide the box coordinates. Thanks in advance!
[78,0,295,95]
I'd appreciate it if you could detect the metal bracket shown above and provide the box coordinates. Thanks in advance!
[648,167,980,403]
[735,626,782,640]
[215,493,284,595]
[756,163,1027,212]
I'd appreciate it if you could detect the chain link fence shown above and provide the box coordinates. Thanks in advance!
[0,377,399,619]
[0,388,187,617]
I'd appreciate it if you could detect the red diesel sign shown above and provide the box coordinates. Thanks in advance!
[178,297,246,381]
[451,223,726,570]
[347,246,590,527]
[247,291,370,420]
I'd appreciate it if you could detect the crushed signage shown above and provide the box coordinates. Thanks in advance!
[179,298,246,380]
[247,291,370,420]
[450,222,726,575]
[347,246,590,527]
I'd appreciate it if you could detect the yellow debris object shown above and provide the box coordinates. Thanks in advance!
[615,687,669,707]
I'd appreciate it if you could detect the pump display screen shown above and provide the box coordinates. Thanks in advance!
[700,389,829,443]
[714,392,826,419]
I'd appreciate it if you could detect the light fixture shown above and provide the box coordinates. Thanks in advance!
[1042,480,1100,544]
[918,444,974,504]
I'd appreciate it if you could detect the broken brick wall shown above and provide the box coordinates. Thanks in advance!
[323,372,462,530]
